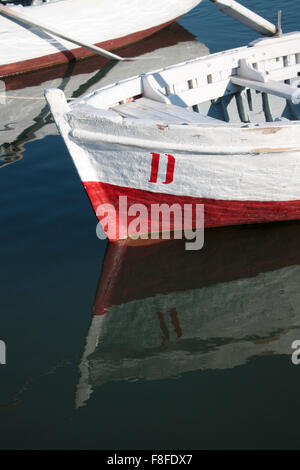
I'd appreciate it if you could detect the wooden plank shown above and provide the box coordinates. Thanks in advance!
[0,5,125,61]
[268,64,300,82]
[151,33,300,87]
[167,79,239,106]
[113,97,224,123]
[231,76,300,104]
[113,101,187,122]
[210,0,277,36]
[85,78,142,108]
[137,98,223,122]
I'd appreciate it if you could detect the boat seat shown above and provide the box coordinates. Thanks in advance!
[112,97,226,125]
[231,59,300,104]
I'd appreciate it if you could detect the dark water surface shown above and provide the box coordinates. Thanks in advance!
[1,0,300,450]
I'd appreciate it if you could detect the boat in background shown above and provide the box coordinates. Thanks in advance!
[0,0,203,78]
[0,23,208,168]
[76,221,300,407]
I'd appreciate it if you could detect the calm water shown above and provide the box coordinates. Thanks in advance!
[1,0,300,450]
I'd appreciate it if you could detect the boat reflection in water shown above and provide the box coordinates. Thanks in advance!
[76,221,300,408]
[0,23,208,168]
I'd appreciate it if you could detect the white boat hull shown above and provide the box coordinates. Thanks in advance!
[46,32,300,240]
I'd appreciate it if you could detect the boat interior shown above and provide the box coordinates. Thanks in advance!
[78,32,300,127]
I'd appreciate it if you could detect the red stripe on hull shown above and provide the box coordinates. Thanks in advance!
[82,181,300,241]
[0,18,178,78]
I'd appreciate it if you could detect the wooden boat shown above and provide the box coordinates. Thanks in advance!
[0,0,202,78]
[76,221,300,407]
[46,31,300,241]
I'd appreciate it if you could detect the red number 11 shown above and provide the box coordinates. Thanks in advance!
[149,152,175,185]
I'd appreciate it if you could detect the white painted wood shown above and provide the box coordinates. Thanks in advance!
[236,59,266,82]
[44,88,98,185]
[66,31,300,112]
[231,76,300,104]
[142,75,170,104]
[83,78,143,109]
[154,33,300,85]
[0,5,125,61]
[210,0,277,36]
[248,32,300,47]
[113,97,224,123]
[267,64,300,82]
[167,80,239,106]
[76,32,300,109]
[0,0,203,69]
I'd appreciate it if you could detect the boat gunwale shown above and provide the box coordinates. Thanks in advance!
[71,31,300,124]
